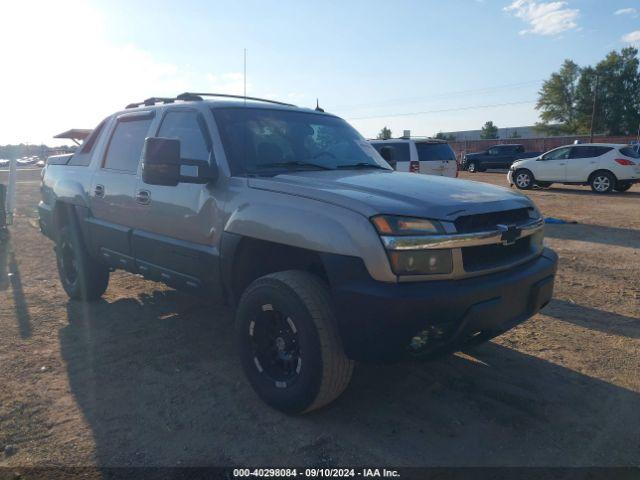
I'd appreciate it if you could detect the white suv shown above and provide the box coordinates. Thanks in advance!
[508,143,640,193]
[370,138,458,178]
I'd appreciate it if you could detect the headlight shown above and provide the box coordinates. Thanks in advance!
[371,215,443,236]
[388,249,452,275]
[372,215,452,275]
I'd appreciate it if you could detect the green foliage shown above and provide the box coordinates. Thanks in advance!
[376,126,392,140]
[434,131,456,141]
[480,121,499,139]
[537,47,640,136]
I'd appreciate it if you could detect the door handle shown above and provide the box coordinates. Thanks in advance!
[136,189,151,205]
[94,184,105,198]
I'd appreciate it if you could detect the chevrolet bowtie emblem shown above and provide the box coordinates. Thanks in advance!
[497,223,520,246]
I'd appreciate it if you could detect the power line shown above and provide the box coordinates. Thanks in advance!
[335,79,544,112]
[346,100,537,121]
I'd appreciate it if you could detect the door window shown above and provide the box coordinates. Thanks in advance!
[103,117,153,172]
[542,147,570,160]
[488,147,499,155]
[157,110,212,162]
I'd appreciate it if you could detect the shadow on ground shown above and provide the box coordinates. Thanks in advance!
[543,299,639,339]
[58,290,640,467]
[544,223,640,248]
[0,232,32,338]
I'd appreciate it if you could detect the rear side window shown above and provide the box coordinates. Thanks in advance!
[416,143,456,161]
[80,119,107,154]
[68,118,109,166]
[372,142,411,162]
[619,146,640,159]
[516,145,524,153]
[103,117,153,172]
[570,146,612,159]
[157,110,212,162]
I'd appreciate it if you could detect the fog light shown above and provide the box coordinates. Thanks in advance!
[388,249,452,275]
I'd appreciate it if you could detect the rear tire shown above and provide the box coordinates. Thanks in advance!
[55,218,109,301]
[615,182,632,192]
[514,169,534,190]
[590,171,615,194]
[236,270,354,414]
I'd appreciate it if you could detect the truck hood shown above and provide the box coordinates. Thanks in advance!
[248,170,534,221]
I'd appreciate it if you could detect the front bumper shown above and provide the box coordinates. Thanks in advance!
[507,169,514,185]
[322,248,558,362]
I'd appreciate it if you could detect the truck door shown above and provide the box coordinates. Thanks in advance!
[132,108,222,292]
[88,111,154,271]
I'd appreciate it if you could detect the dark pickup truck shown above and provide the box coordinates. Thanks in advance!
[462,144,541,172]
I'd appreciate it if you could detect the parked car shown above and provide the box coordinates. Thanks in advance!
[369,138,458,177]
[0,159,9,168]
[16,157,35,166]
[462,144,541,172]
[508,143,640,193]
[39,92,557,414]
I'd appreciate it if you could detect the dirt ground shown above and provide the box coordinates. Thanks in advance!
[0,168,638,468]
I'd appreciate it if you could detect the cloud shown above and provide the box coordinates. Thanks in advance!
[504,0,579,36]
[614,8,637,16]
[622,30,640,43]
[0,0,248,144]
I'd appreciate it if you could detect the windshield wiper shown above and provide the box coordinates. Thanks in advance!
[256,161,334,171]
[336,162,389,170]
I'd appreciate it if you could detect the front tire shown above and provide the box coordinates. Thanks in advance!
[467,161,477,173]
[55,220,109,301]
[236,271,354,414]
[514,169,534,190]
[590,171,615,194]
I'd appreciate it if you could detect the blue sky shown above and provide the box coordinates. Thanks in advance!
[1,0,639,144]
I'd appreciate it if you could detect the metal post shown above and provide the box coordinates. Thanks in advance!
[6,157,16,226]
[589,75,599,143]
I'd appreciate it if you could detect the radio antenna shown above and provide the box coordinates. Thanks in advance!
[243,48,247,105]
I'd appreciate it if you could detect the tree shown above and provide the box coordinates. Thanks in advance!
[537,48,640,136]
[480,121,499,139]
[434,131,447,140]
[536,59,581,134]
[434,131,456,141]
[376,126,392,140]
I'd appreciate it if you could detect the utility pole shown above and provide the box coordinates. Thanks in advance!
[589,75,599,143]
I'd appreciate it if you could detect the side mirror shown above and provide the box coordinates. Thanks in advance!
[142,137,219,186]
[379,146,396,170]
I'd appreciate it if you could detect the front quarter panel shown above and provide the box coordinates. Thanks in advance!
[223,183,396,282]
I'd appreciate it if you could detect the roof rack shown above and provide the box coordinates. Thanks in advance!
[125,93,297,109]
[125,97,175,109]
[176,92,296,107]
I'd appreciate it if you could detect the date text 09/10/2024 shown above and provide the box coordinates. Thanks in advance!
[232,468,400,478]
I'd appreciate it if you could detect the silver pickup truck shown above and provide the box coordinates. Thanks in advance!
[39,93,557,414]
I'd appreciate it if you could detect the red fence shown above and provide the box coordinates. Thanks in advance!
[450,134,639,161]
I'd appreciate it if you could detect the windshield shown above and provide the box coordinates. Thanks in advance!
[212,108,389,175]
[415,142,456,161]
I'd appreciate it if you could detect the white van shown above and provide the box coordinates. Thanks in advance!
[370,138,458,178]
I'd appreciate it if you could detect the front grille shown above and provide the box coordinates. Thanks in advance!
[454,208,531,233]
[462,237,532,272]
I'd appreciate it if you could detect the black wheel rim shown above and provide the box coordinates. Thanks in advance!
[249,304,301,387]
[60,240,78,285]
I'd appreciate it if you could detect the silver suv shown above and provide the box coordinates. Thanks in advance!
[39,93,557,414]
